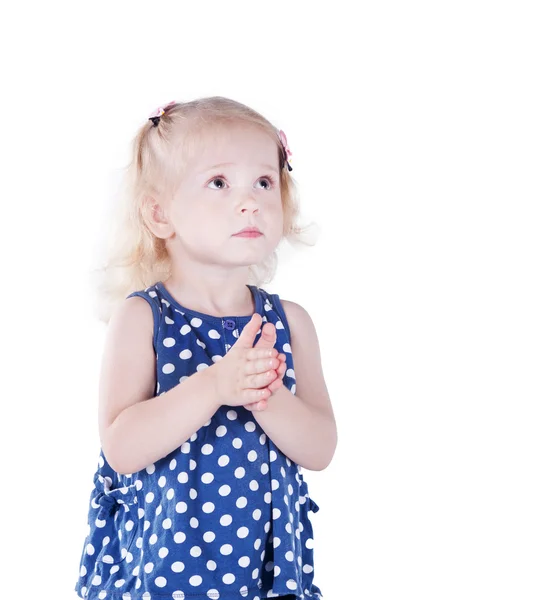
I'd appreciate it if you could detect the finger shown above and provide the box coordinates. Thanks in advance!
[246,398,267,411]
[242,387,271,403]
[246,368,278,389]
[253,321,277,349]
[244,356,280,376]
[248,347,278,361]
[234,313,263,349]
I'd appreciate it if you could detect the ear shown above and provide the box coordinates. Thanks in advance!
[141,195,175,240]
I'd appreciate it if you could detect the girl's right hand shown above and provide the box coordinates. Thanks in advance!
[212,313,281,408]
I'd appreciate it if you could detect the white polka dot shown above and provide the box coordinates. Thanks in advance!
[144,562,154,573]
[155,576,167,587]
[222,573,235,584]
[237,526,249,538]
[189,575,203,586]
[285,550,294,561]
[203,531,216,543]
[179,348,192,359]
[220,544,233,555]
[166,488,175,500]
[190,517,199,528]
[86,543,94,555]
[264,492,271,503]
[190,545,202,557]
[218,455,230,466]
[174,532,186,543]
[232,437,243,449]
[190,459,197,470]
[171,562,184,572]
[303,564,314,573]
[274,565,281,576]
[247,450,257,461]
[306,538,314,549]
[238,556,250,567]
[271,479,279,490]
[197,339,206,349]
[162,518,172,529]
[261,463,269,474]
[201,444,214,455]
[252,508,262,520]
[226,410,238,420]
[158,475,166,487]
[115,579,125,587]
[163,337,176,347]
[273,508,281,519]
[180,324,191,335]
[249,480,259,491]
[201,472,214,484]
[270,450,277,461]
[181,442,190,453]
[216,425,227,437]
[235,467,245,478]
[175,502,187,513]
[220,514,233,526]
[245,421,256,432]
[158,547,168,558]
[162,363,175,374]
[191,317,203,328]
[208,329,221,339]
[177,472,188,483]
[207,590,219,599]
[207,560,217,571]
[286,579,297,590]
[283,343,292,353]
[202,502,215,513]
[219,484,231,496]
[236,496,248,508]
[273,537,281,548]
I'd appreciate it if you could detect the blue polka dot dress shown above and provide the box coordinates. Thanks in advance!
[74,281,323,600]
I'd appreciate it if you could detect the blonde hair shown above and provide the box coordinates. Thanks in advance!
[91,96,317,324]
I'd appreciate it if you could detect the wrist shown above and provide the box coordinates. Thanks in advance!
[204,363,224,411]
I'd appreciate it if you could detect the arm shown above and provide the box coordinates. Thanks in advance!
[99,298,221,475]
[253,300,337,471]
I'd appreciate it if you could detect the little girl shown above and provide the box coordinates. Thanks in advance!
[74,96,337,600]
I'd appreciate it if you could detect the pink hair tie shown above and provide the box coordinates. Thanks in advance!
[278,129,293,172]
[148,100,176,126]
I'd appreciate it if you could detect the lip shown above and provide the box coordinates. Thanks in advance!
[234,227,263,236]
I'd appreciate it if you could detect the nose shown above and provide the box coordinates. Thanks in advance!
[238,190,260,214]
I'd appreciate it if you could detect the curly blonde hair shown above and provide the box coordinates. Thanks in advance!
[90,96,317,324]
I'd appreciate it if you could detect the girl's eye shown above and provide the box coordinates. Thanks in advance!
[208,177,227,190]
[256,177,275,190]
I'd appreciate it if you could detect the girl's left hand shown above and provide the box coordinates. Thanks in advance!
[244,353,287,411]
[243,320,286,412]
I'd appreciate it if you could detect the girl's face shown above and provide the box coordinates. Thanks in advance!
[165,122,284,270]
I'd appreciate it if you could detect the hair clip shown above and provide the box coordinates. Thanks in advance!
[148,100,176,126]
[278,129,293,171]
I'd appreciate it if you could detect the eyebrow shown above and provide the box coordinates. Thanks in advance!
[200,162,279,174]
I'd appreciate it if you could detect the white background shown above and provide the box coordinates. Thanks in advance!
[1,1,557,599]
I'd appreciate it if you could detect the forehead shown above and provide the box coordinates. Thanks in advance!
[185,122,279,171]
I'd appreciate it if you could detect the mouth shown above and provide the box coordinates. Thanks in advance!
[233,227,263,237]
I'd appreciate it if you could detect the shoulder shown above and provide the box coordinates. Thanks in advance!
[280,299,318,344]
[278,299,333,416]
